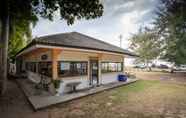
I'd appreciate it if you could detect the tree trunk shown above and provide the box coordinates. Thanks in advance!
[0,1,9,95]
[148,66,152,71]
[146,61,152,72]
[170,67,174,73]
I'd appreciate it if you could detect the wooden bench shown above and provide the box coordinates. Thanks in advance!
[66,82,81,93]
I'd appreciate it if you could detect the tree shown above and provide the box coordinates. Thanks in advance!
[129,28,161,71]
[0,0,103,95]
[9,18,35,59]
[154,0,186,65]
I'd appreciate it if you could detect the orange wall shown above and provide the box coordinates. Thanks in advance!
[21,47,125,80]
[51,49,61,79]
[22,48,51,61]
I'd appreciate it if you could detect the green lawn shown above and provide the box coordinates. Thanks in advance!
[2,80,186,118]
[46,80,186,118]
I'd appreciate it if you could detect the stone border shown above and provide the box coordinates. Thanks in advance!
[17,79,139,111]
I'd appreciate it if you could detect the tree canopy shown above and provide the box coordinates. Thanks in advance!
[129,28,161,67]
[154,0,186,65]
[0,0,103,94]
[6,0,103,25]
[131,0,186,66]
[1,0,104,58]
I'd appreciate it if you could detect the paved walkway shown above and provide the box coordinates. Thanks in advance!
[17,79,138,110]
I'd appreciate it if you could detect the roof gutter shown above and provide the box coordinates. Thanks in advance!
[16,41,138,58]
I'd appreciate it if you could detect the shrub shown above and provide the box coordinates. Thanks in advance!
[125,72,136,79]
[53,80,61,89]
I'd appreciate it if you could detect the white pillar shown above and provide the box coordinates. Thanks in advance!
[123,56,125,74]
[98,54,102,85]
[87,59,90,85]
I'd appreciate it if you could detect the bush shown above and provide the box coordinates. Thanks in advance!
[53,80,61,89]
[125,72,136,79]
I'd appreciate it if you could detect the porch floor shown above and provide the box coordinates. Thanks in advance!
[17,78,138,111]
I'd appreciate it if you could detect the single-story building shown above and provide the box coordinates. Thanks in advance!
[16,32,136,94]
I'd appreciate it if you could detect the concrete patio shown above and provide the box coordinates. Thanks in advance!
[17,78,138,111]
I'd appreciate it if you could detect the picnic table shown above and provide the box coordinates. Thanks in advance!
[66,81,81,93]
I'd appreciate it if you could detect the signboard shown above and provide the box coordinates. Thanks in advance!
[41,54,48,60]
[61,63,70,70]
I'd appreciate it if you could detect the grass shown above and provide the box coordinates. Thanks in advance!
[108,80,159,103]
[47,80,186,118]
[2,78,186,118]
[116,80,159,93]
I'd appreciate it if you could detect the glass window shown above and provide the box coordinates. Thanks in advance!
[117,63,122,71]
[101,63,108,73]
[58,61,88,77]
[25,62,37,72]
[38,62,52,77]
[101,62,123,73]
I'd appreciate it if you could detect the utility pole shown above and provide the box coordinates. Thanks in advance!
[119,34,123,48]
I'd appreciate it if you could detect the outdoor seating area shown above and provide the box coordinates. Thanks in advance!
[16,77,138,110]
[66,81,81,93]
[17,72,132,96]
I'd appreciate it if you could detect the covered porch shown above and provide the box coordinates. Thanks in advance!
[17,47,127,94]
[50,48,126,88]
[16,77,138,110]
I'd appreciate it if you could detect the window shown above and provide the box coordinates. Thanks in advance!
[38,62,52,77]
[101,62,123,73]
[58,61,88,77]
[25,62,37,72]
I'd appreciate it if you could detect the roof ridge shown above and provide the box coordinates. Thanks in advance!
[16,31,137,57]
[71,32,127,51]
[34,32,72,41]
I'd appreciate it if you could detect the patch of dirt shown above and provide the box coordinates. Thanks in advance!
[0,79,34,118]
[1,72,186,118]
[135,71,186,83]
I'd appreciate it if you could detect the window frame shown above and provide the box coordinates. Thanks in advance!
[38,61,52,77]
[58,61,88,77]
[25,61,37,73]
[101,62,123,73]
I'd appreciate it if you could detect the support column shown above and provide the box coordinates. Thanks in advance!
[98,54,102,85]
[52,49,61,80]
[87,59,90,85]
[123,56,125,74]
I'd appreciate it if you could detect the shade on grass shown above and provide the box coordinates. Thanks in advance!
[52,80,186,118]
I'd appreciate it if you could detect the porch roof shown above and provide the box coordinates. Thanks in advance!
[16,32,137,57]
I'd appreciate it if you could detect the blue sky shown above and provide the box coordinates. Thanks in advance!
[32,0,159,49]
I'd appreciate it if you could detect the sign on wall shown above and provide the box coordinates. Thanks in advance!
[41,54,48,60]
[61,63,70,70]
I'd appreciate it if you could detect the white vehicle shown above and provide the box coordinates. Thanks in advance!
[173,65,186,71]
[179,65,186,71]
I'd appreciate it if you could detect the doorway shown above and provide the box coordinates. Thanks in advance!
[89,59,99,86]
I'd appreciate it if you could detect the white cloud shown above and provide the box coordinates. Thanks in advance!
[32,0,159,49]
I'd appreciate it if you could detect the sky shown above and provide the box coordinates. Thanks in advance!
[32,0,160,50]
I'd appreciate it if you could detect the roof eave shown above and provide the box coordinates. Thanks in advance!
[16,41,137,58]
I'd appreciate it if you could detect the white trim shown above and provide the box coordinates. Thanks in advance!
[17,44,130,57]
[36,44,126,56]
[16,45,37,57]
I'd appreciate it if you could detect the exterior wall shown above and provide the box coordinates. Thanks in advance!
[56,50,94,94]
[57,50,98,61]
[20,48,53,82]
[19,47,125,94]
[22,48,52,62]
[56,50,124,94]
[57,76,89,95]
[56,50,124,81]
[57,50,123,62]
[51,49,61,79]
[27,71,41,83]
[101,54,123,62]
[101,72,123,84]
